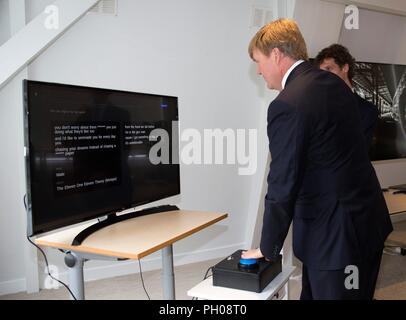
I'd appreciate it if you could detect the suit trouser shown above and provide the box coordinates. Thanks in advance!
[300,250,383,300]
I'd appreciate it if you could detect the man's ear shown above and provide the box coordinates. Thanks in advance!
[273,48,282,64]
[342,63,350,74]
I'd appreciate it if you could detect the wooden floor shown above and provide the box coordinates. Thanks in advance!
[386,220,406,248]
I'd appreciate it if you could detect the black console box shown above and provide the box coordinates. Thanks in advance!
[212,250,282,293]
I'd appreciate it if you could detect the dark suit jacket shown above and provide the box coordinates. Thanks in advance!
[260,62,393,270]
[355,93,378,148]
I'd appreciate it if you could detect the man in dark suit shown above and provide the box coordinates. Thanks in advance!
[314,44,378,147]
[242,19,393,299]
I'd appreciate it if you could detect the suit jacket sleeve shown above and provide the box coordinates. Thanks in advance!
[260,100,309,260]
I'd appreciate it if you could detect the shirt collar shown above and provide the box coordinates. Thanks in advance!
[281,60,305,90]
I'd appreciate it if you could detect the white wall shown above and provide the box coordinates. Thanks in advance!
[0,71,28,294]
[324,0,406,16]
[294,0,345,58]
[25,0,54,21]
[339,8,406,65]
[0,0,32,295]
[1,0,268,295]
[0,0,10,46]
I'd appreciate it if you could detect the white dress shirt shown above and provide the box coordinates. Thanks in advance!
[281,60,305,90]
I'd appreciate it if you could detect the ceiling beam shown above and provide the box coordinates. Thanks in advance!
[0,0,100,90]
[323,0,406,17]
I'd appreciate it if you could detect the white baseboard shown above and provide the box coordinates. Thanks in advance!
[0,278,26,296]
[82,242,245,283]
[1,243,245,295]
[81,242,245,283]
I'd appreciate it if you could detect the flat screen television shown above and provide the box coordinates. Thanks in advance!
[24,80,180,238]
[352,61,406,161]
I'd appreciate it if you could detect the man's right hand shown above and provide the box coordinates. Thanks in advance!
[241,248,264,259]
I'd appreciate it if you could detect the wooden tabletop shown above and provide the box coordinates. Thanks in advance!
[35,210,227,260]
[384,191,406,215]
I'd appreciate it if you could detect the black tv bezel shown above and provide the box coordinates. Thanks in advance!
[23,79,181,236]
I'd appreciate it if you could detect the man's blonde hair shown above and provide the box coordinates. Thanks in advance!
[249,19,308,61]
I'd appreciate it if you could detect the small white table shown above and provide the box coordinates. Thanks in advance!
[384,191,406,250]
[187,266,295,300]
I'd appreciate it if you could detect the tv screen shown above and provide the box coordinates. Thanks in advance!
[352,62,406,161]
[24,80,180,236]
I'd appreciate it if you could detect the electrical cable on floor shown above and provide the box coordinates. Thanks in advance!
[192,266,213,300]
[203,266,213,280]
[26,235,78,300]
[24,195,78,300]
[138,259,151,300]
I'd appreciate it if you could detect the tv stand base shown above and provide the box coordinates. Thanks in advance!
[71,205,179,246]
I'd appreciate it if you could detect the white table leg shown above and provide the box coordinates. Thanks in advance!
[161,245,175,300]
[65,252,85,300]
[282,226,293,300]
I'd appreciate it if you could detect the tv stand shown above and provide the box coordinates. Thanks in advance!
[71,205,179,246]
